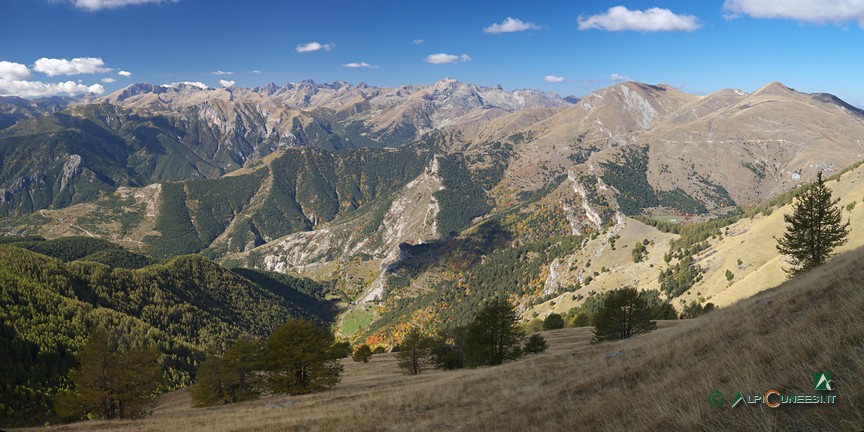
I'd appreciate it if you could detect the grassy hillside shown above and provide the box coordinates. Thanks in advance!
[521,161,864,320]
[29,245,864,431]
[0,238,333,427]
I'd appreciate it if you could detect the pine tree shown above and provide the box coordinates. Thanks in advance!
[523,333,548,354]
[395,328,434,375]
[776,172,850,277]
[54,329,161,420]
[54,329,115,420]
[591,287,657,343]
[463,297,523,367]
[430,333,465,370]
[112,344,162,418]
[192,337,262,406]
[261,319,342,395]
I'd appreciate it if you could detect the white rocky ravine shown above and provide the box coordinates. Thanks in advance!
[255,158,444,304]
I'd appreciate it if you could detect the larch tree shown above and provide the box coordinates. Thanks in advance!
[591,287,657,343]
[463,297,523,367]
[775,172,850,277]
[395,328,434,375]
[55,328,161,420]
[260,319,342,395]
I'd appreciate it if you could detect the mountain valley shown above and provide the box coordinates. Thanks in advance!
[2,78,864,427]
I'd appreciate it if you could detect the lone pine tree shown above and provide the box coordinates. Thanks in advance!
[261,319,343,395]
[463,297,523,367]
[776,172,850,277]
[395,328,434,375]
[591,287,657,343]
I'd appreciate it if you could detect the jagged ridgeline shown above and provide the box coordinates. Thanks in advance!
[0,236,333,427]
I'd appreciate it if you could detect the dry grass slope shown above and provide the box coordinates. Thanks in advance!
[24,247,864,431]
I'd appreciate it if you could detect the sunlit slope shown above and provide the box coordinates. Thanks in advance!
[31,245,864,431]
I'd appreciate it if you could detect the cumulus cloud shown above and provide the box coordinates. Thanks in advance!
[211,70,233,75]
[578,6,700,31]
[0,79,104,98]
[544,75,565,83]
[483,17,541,34]
[413,39,425,45]
[219,80,235,87]
[101,77,116,83]
[34,57,111,76]
[296,42,335,53]
[251,70,262,74]
[343,62,378,69]
[425,53,471,64]
[118,70,132,77]
[66,0,178,11]
[611,73,633,82]
[723,0,864,25]
[0,61,31,80]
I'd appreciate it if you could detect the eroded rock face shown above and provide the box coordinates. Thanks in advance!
[253,158,444,302]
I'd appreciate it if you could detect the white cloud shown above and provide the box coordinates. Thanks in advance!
[211,70,233,75]
[34,57,111,76]
[578,6,701,32]
[413,39,425,45]
[118,70,132,77]
[425,53,472,64]
[0,61,31,80]
[251,70,262,74]
[723,0,864,25]
[483,17,540,34]
[101,77,116,83]
[544,75,565,83]
[66,0,178,11]
[343,62,378,69]
[296,42,335,53]
[219,80,235,87]
[161,82,209,90]
[0,79,104,98]
[611,73,633,82]
[425,54,457,64]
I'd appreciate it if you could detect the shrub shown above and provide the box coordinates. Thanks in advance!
[523,334,548,354]
[542,313,565,330]
[352,344,373,363]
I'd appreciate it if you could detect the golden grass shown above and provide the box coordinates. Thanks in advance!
[22,248,864,431]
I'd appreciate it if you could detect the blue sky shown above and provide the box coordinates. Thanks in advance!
[1,0,863,106]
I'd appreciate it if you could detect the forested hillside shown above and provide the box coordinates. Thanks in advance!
[0,237,333,427]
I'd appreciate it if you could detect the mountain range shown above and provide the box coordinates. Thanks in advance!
[2,78,864,344]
